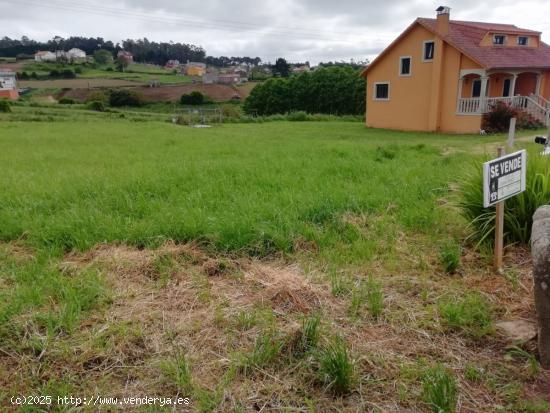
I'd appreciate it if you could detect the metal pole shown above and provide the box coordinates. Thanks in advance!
[494,146,505,273]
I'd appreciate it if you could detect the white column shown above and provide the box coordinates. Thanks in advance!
[535,73,542,97]
[510,73,518,97]
[480,75,489,113]
[456,77,464,112]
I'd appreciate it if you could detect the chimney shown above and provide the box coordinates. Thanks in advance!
[436,6,450,36]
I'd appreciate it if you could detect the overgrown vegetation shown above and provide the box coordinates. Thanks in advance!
[457,148,550,247]
[243,66,365,116]
[482,101,544,133]
[438,292,493,339]
[422,364,458,413]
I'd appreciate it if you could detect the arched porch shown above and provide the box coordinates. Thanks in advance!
[456,69,549,119]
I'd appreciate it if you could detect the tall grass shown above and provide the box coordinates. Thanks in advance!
[422,364,458,413]
[457,148,550,247]
[317,336,356,395]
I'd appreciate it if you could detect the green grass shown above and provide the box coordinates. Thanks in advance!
[317,336,356,395]
[438,292,493,339]
[0,121,494,257]
[422,364,458,413]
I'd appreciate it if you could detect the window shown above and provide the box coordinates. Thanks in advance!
[399,56,411,76]
[423,41,435,61]
[472,79,482,98]
[518,36,528,46]
[493,35,506,45]
[503,78,511,97]
[374,82,390,100]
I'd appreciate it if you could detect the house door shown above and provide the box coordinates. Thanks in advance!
[503,78,511,97]
[472,79,482,97]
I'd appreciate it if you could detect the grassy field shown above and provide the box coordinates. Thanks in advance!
[19,61,197,87]
[0,117,548,412]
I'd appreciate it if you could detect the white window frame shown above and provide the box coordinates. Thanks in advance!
[517,36,529,46]
[399,56,412,76]
[373,82,390,101]
[422,40,435,62]
[493,34,506,45]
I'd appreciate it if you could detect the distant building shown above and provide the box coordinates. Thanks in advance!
[67,48,86,62]
[185,61,206,76]
[0,69,19,100]
[217,73,241,84]
[165,59,180,69]
[34,51,56,62]
[117,50,134,63]
[292,64,311,74]
[202,71,218,84]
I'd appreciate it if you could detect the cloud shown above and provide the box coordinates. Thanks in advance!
[0,0,549,64]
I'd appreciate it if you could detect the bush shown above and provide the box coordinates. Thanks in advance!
[58,97,75,105]
[62,69,76,79]
[85,90,109,104]
[30,71,38,79]
[0,99,12,113]
[108,89,143,107]
[18,71,30,80]
[438,292,492,339]
[457,149,550,247]
[287,111,308,121]
[180,91,205,105]
[482,101,543,133]
[86,100,106,112]
[422,365,458,413]
[49,69,60,78]
[74,67,83,74]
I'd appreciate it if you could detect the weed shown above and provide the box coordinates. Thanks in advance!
[160,352,193,393]
[439,241,460,274]
[366,276,384,319]
[422,364,458,413]
[330,272,352,297]
[317,336,356,395]
[292,313,321,356]
[438,292,493,339]
[239,332,283,374]
[505,346,540,378]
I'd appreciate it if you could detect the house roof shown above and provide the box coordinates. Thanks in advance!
[363,17,550,75]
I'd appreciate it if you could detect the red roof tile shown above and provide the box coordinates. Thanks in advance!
[417,18,550,70]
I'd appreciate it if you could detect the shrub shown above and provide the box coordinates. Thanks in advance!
[438,292,492,339]
[74,67,83,74]
[180,91,205,105]
[439,242,460,273]
[19,71,30,80]
[106,66,114,72]
[482,101,517,133]
[287,111,309,121]
[108,89,143,107]
[220,104,241,120]
[85,90,109,104]
[61,69,76,79]
[49,69,60,78]
[457,149,550,247]
[86,100,105,112]
[317,336,356,395]
[30,71,38,79]
[58,97,75,105]
[0,99,12,113]
[422,365,458,413]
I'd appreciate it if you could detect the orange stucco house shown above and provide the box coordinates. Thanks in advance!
[362,6,550,133]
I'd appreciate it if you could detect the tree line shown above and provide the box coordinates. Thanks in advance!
[243,66,366,116]
[0,36,263,67]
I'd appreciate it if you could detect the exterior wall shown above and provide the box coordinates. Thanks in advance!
[516,72,538,95]
[365,24,435,131]
[0,89,19,100]
[439,43,482,133]
[541,71,550,100]
[187,67,205,76]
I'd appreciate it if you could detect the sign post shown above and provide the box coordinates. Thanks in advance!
[507,118,516,149]
[483,148,527,272]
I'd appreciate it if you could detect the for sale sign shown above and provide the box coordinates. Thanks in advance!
[483,150,527,208]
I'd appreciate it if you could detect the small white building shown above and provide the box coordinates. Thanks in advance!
[34,51,56,62]
[67,48,86,61]
[0,70,19,100]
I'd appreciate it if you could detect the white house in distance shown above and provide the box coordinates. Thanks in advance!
[67,48,86,61]
[34,51,56,62]
[0,69,19,100]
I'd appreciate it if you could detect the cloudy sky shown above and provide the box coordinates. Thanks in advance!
[2,0,550,64]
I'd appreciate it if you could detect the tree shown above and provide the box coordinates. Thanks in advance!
[116,54,131,72]
[93,49,113,64]
[273,57,290,78]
